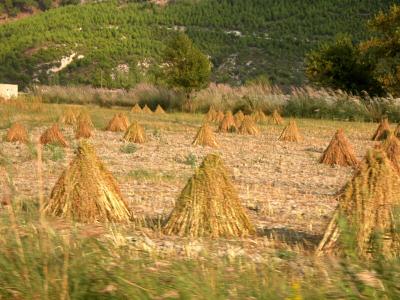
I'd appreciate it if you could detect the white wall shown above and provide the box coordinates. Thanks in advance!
[0,84,18,99]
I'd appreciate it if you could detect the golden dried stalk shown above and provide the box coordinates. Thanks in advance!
[155,104,166,114]
[252,110,267,123]
[131,104,142,113]
[192,123,218,147]
[60,108,77,125]
[382,132,400,174]
[5,122,29,143]
[372,118,391,141]
[205,106,217,122]
[123,121,147,143]
[218,111,237,133]
[279,119,302,142]
[319,129,358,167]
[40,124,68,147]
[75,120,92,139]
[271,110,284,125]
[78,112,94,129]
[163,154,255,237]
[234,110,245,127]
[317,148,400,258]
[394,124,400,139]
[44,141,131,222]
[142,104,153,114]
[105,113,128,132]
[238,116,259,135]
[214,111,225,123]
[119,113,130,129]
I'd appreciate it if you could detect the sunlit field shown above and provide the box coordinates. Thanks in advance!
[1,98,398,299]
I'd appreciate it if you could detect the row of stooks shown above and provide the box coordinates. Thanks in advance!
[3,105,400,258]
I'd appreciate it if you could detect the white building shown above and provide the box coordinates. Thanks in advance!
[0,84,18,99]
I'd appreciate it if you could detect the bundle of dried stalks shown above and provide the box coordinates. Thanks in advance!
[131,103,142,113]
[5,123,29,143]
[142,104,153,114]
[192,123,218,147]
[271,110,284,125]
[279,119,302,142]
[234,110,245,127]
[382,133,400,173]
[394,124,400,139]
[163,154,255,237]
[319,129,358,167]
[40,124,68,147]
[123,121,147,143]
[78,112,94,129]
[218,111,237,133]
[372,118,391,141]
[155,104,166,114]
[215,111,225,123]
[60,108,77,125]
[317,148,400,258]
[75,119,92,139]
[105,113,128,132]
[44,141,131,222]
[119,113,130,129]
[205,106,217,122]
[238,116,259,135]
[252,110,267,123]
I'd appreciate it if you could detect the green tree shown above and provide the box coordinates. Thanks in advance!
[163,33,211,99]
[305,36,383,95]
[360,4,400,96]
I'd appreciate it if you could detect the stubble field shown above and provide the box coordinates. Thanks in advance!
[0,101,381,255]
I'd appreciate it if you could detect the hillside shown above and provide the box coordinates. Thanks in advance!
[0,0,394,89]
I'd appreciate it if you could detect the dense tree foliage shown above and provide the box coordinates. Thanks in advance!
[0,0,393,89]
[305,37,384,95]
[306,4,400,96]
[163,33,211,96]
[360,4,400,96]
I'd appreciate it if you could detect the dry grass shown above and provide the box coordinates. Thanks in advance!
[123,121,147,144]
[155,104,166,114]
[215,111,225,123]
[60,108,77,126]
[5,122,29,143]
[394,124,400,139]
[44,140,131,222]
[372,118,391,141]
[271,110,284,125]
[78,112,94,129]
[163,153,255,237]
[192,123,218,148]
[105,113,129,132]
[218,111,237,133]
[238,116,259,135]
[382,133,400,174]
[131,103,142,113]
[319,129,358,167]
[75,120,92,139]
[234,110,245,128]
[205,106,217,122]
[252,110,267,123]
[40,124,68,147]
[317,148,400,258]
[279,119,302,142]
[142,104,153,114]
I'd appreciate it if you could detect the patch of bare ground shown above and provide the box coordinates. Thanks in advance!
[0,107,381,255]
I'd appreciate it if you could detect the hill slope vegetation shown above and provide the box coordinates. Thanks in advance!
[0,0,394,89]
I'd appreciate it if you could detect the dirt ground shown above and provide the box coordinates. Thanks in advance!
[0,104,383,253]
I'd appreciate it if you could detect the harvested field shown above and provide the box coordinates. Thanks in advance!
[0,103,382,253]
